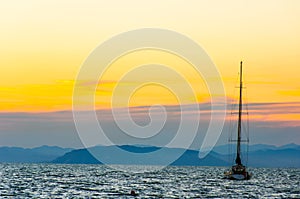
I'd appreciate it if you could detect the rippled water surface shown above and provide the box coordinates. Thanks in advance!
[0,164,299,198]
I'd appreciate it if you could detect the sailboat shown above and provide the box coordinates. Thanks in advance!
[224,61,252,180]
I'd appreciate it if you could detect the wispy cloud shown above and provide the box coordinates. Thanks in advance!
[0,100,299,147]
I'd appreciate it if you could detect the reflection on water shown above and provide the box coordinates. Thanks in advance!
[0,164,299,198]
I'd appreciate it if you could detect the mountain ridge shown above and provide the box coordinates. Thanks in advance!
[0,144,299,167]
[0,145,72,163]
[51,144,300,168]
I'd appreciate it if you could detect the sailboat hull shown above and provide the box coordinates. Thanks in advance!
[225,173,251,180]
[232,174,246,180]
[224,169,252,180]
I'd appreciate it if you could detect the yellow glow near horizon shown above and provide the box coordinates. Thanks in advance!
[0,0,299,115]
[95,49,208,109]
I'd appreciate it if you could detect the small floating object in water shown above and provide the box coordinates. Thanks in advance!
[130,190,138,196]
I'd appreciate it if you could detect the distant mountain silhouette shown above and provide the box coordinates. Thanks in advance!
[211,147,300,168]
[52,145,229,166]
[277,143,300,150]
[248,148,300,167]
[1,144,300,167]
[52,148,100,164]
[0,145,72,163]
[202,143,278,155]
[52,144,300,167]
[172,150,228,166]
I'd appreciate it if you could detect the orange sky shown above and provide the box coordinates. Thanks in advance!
[0,0,299,125]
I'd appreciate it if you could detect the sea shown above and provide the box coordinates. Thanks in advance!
[0,164,299,198]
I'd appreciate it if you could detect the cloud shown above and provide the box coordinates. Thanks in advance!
[0,101,299,148]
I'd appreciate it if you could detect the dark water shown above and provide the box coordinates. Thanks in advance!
[0,164,299,198]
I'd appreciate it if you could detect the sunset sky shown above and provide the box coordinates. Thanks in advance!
[0,0,299,148]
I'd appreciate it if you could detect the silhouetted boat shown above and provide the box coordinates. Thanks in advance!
[224,61,252,180]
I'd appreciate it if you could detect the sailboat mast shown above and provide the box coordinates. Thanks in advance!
[236,61,243,165]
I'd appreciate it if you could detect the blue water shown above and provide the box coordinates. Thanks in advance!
[0,164,299,198]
